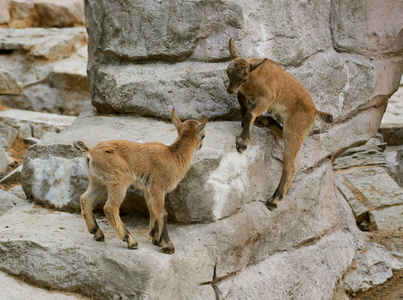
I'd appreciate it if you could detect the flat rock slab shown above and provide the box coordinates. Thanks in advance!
[0,27,87,61]
[369,205,403,231]
[0,108,76,139]
[0,271,84,300]
[0,186,357,299]
[338,167,403,210]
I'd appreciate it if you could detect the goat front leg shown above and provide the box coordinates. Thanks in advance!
[80,180,107,241]
[104,184,138,249]
[236,100,270,153]
[237,92,249,127]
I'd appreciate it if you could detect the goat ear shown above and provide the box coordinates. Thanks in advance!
[171,108,183,130]
[198,118,207,134]
[229,39,239,59]
[250,58,267,73]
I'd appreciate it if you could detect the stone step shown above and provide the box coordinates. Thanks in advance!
[0,108,76,139]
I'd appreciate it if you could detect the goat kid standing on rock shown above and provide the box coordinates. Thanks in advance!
[74,109,207,254]
[225,39,333,210]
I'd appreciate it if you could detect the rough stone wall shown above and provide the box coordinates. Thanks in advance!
[14,0,403,299]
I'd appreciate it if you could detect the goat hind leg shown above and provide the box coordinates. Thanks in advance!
[150,190,174,254]
[80,181,107,241]
[104,184,138,249]
[266,123,310,210]
[145,190,159,245]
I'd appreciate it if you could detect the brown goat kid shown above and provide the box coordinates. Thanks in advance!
[226,39,333,210]
[74,109,207,254]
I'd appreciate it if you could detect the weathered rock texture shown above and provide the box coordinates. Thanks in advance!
[10,0,403,299]
[0,28,90,115]
[334,135,403,231]
[4,0,85,28]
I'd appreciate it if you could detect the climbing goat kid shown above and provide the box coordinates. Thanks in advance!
[74,109,207,254]
[226,39,333,210]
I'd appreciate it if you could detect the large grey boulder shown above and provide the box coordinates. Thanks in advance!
[85,0,402,121]
[21,111,275,221]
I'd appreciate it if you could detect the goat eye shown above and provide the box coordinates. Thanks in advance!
[241,79,247,83]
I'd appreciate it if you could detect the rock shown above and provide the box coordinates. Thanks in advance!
[21,111,275,221]
[0,147,10,174]
[0,28,90,115]
[0,28,87,60]
[0,0,10,25]
[369,206,403,231]
[8,183,26,199]
[0,121,18,150]
[85,0,401,123]
[0,68,23,95]
[7,0,85,28]
[333,135,388,171]
[379,85,403,145]
[0,164,22,184]
[0,271,83,300]
[0,109,76,139]
[0,182,359,299]
[34,0,85,28]
[331,0,403,58]
[334,135,403,228]
[0,189,22,216]
[335,166,403,214]
[384,145,403,187]
[343,242,403,294]
[218,231,355,300]
[8,0,38,28]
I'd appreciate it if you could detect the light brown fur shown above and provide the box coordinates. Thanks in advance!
[226,39,333,210]
[74,109,206,254]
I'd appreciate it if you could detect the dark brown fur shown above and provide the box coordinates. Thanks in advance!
[226,39,333,210]
[74,109,207,253]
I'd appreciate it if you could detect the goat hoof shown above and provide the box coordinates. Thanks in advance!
[94,230,105,241]
[236,137,248,153]
[128,242,139,249]
[160,240,175,254]
[162,248,175,254]
[265,201,277,210]
[161,246,175,254]
[152,239,160,246]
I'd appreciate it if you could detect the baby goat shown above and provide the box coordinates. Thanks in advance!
[226,39,333,210]
[74,109,207,254]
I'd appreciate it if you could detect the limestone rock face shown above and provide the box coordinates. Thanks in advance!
[12,0,403,298]
[0,28,90,115]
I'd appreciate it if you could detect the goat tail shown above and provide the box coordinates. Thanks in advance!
[74,140,90,153]
[316,110,333,124]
